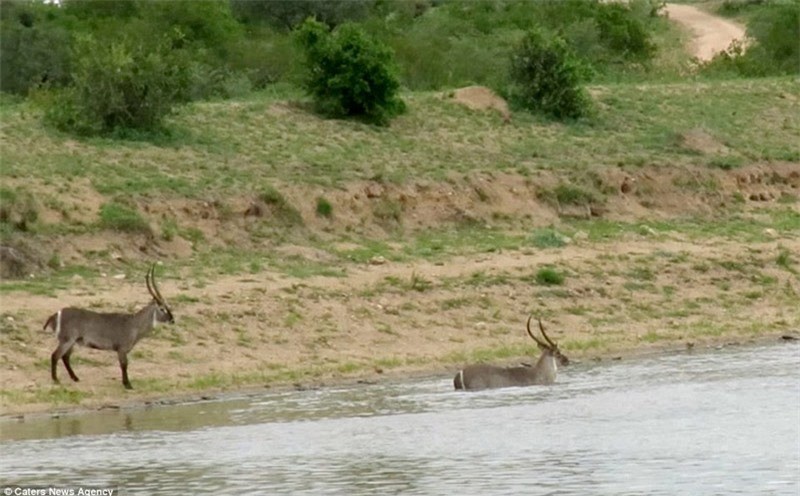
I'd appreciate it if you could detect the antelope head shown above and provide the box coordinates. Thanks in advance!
[146,263,174,324]
[527,315,569,366]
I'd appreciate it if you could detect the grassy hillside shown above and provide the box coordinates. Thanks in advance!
[1,66,799,412]
[4,79,798,194]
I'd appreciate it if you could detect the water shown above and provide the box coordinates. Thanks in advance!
[2,344,798,495]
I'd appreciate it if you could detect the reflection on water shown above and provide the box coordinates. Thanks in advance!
[1,344,798,495]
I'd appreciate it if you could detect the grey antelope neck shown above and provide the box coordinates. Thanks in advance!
[454,316,569,391]
[44,263,175,390]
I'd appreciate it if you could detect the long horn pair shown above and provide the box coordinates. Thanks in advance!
[526,315,551,349]
[538,318,557,348]
[145,263,165,305]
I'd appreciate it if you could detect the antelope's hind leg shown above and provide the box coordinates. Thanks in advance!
[51,340,76,384]
[62,348,80,382]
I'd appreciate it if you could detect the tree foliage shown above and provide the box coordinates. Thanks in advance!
[44,31,191,135]
[0,1,72,95]
[296,18,405,125]
[231,0,373,30]
[703,1,799,77]
[506,29,591,119]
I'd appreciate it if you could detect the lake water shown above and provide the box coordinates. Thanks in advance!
[2,343,798,495]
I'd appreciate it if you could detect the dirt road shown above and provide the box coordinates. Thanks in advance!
[665,3,747,61]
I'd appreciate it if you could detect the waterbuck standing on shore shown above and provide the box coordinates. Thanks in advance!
[44,263,174,390]
[454,315,569,391]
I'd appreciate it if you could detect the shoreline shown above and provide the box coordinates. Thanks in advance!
[2,332,793,423]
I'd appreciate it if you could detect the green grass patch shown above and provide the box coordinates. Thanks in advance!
[316,197,333,218]
[535,266,565,286]
[98,202,150,233]
[528,228,568,249]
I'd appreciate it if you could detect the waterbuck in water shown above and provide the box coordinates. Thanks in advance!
[44,263,174,390]
[454,315,569,391]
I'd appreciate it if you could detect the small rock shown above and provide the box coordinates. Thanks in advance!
[620,176,635,194]
[6,316,14,322]
[113,273,126,280]
[369,256,387,266]
[572,231,589,241]
[763,228,778,238]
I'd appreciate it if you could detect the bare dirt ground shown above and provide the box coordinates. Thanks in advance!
[665,3,747,61]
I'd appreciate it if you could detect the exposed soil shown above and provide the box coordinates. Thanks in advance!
[449,86,511,123]
[665,3,747,61]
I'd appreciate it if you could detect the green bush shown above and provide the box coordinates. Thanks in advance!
[296,18,406,125]
[0,187,38,232]
[703,1,799,77]
[506,29,591,119]
[747,2,799,74]
[594,2,656,62]
[0,1,72,95]
[231,0,372,30]
[44,32,191,135]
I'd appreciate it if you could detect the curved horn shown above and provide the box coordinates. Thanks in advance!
[526,315,549,348]
[150,263,167,305]
[146,264,156,300]
[538,318,557,348]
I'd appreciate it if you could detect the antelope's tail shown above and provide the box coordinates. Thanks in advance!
[43,313,57,332]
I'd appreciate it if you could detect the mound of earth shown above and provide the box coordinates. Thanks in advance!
[449,86,511,122]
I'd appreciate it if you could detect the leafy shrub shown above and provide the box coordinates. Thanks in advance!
[594,2,656,62]
[0,2,72,95]
[231,0,372,30]
[703,1,799,77]
[296,18,406,125]
[44,32,191,135]
[747,2,799,74]
[506,29,591,119]
[0,187,38,232]
[136,1,241,56]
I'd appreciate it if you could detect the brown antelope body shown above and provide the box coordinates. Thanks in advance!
[454,316,568,391]
[44,264,174,389]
